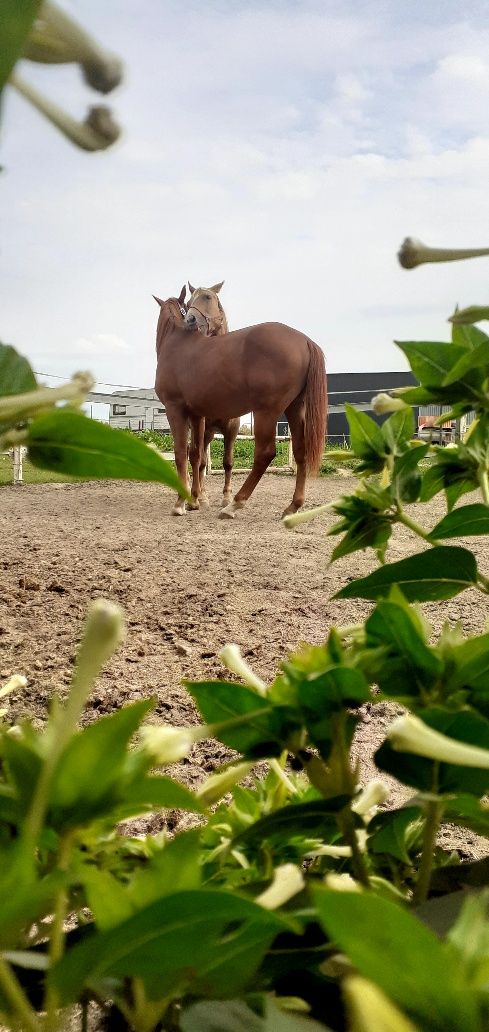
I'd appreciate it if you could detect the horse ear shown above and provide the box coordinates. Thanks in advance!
[153,295,164,307]
[210,280,224,293]
[179,285,186,305]
[188,281,196,295]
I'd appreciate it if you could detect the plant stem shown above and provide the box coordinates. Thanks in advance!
[44,830,76,1030]
[396,508,434,544]
[413,793,444,906]
[0,957,41,1032]
[479,467,489,505]
[340,811,371,889]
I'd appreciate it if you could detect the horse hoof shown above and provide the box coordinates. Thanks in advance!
[172,505,186,516]
[219,504,236,519]
[187,499,200,511]
[220,496,232,508]
[281,503,302,518]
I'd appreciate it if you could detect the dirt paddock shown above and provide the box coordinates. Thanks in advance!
[1,473,488,857]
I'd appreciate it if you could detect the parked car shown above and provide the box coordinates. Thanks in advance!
[417,424,454,445]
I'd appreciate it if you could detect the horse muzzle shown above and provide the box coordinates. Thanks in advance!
[185,307,208,334]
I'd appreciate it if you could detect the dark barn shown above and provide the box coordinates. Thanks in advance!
[326,370,417,443]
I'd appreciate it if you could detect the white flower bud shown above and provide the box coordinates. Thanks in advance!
[282,501,336,530]
[0,674,27,700]
[352,780,390,822]
[10,73,121,152]
[324,872,362,892]
[196,761,253,807]
[371,393,410,415]
[140,724,209,766]
[387,713,489,768]
[219,644,267,695]
[306,843,352,858]
[255,864,305,910]
[344,976,419,1032]
[398,237,489,270]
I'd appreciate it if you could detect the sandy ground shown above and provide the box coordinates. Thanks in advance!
[1,473,488,861]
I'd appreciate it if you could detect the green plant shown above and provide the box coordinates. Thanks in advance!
[3,273,489,1029]
[0,343,185,494]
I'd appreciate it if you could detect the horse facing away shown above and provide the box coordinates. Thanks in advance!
[154,292,327,519]
[186,281,240,509]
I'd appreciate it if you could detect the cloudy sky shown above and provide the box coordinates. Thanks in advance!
[2,0,489,405]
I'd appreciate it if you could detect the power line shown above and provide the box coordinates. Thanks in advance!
[35,372,140,389]
[35,371,414,398]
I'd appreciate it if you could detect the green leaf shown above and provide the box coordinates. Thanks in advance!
[185,680,295,758]
[314,887,480,1032]
[0,0,40,91]
[444,630,489,719]
[49,701,153,827]
[443,795,489,838]
[80,868,134,931]
[390,385,440,406]
[451,322,489,349]
[390,444,429,504]
[344,404,386,466]
[117,775,202,817]
[27,410,186,493]
[447,889,489,982]
[375,707,489,795]
[335,547,478,602]
[449,306,489,326]
[181,999,331,1032]
[396,341,469,389]
[381,407,415,454]
[0,343,37,397]
[429,504,489,541]
[442,340,489,387]
[51,890,293,1004]
[364,599,441,699]
[234,798,350,847]
[298,667,370,714]
[128,829,202,909]
[181,1000,262,1032]
[0,846,58,948]
[368,806,423,864]
[81,830,202,931]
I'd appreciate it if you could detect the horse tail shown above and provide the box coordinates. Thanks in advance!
[304,340,327,475]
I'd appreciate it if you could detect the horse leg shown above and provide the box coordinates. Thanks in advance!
[221,418,239,507]
[199,424,214,506]
[188,416,205,510]
[220,411,277,519]
[282,396,307,517]
[167,405,190,516]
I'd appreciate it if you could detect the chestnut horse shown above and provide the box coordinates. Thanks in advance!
[186,281,240,508]
[154,290,327,519]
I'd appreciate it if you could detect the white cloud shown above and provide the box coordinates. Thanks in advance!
[3,0,489,383]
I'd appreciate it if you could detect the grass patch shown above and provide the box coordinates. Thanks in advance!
[0,453,79,486]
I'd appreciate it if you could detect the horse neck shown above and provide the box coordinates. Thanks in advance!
[211,307,229,336]
[156,307,183,354]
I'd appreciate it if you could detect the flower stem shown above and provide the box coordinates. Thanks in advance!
[413,794,444,906]
[0,957,41,1032]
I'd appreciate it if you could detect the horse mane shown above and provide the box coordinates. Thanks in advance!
[215,296,229,335]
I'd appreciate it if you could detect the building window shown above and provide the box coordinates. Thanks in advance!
[157,408,165,414]
[112,405,127,415]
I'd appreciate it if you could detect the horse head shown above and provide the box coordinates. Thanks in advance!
[153,285,187,327]
[184,281,227,336]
